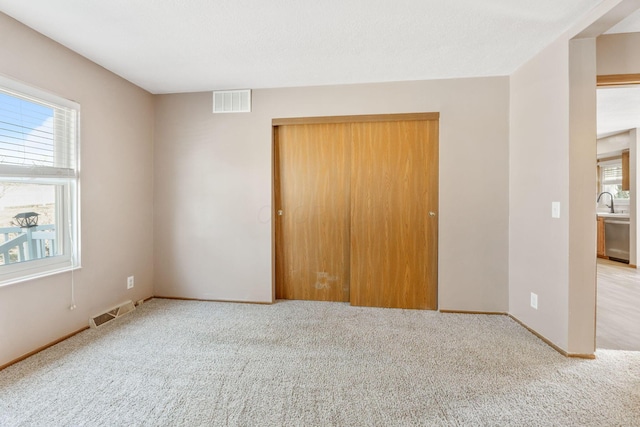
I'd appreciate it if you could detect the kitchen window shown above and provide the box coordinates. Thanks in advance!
[599,160,629,200]
[0,76,80,286]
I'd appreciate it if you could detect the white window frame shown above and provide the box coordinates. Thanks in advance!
[0,75,80,287]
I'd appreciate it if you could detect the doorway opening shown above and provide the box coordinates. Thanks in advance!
[596,72,640,351]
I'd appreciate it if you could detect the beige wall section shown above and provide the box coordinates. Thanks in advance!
[509,38,571,350]
[568,38,598,355]
[0,13,154,366]
[153,78,510,310]
[597,32,640,75]
[509,0,636,355]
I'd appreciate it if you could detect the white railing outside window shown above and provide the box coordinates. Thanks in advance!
[0,76,80,286]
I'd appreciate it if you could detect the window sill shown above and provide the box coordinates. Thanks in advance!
[0,264,82,288]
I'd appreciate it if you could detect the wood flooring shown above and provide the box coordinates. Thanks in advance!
[597,259,640,351]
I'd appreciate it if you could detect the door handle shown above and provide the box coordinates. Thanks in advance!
[429,211,436,217]
[277,210,283,216]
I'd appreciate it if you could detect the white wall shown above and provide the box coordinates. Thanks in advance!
[153,78,510,311]
[0,13,154,367]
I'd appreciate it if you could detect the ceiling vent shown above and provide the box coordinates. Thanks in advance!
[213,89,251,113]
[89,300,135,328]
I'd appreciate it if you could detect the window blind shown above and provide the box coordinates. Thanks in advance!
[602,165,622,183]
[0,88,77,178]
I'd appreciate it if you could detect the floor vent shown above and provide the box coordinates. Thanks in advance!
[89,300,135,328]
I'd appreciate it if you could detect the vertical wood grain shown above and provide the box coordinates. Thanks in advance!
[622,150,630,191]
[273,127,283,300]
[597,217,606,258]
[275,123,351,302]
[349,120,438,309]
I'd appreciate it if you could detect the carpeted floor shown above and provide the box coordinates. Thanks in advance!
[0,298,639,426]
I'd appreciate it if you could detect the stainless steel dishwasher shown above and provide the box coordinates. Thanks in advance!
[604,218,630,263]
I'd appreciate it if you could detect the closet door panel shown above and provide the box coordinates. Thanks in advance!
[275,123,351,302]
[349,120,438,309]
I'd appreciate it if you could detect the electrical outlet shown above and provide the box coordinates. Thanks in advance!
[127,276,135,289]
[530,292,538,310]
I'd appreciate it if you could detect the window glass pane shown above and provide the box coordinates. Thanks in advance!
[0,182,60,265]
[0,77,79,285]
[0,92,56,167]
[602,183,630,200]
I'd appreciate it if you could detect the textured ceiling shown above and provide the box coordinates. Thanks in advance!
[0,0,613,94]
[597,86,640,138]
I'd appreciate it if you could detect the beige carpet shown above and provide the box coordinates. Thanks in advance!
[0,299,639,426]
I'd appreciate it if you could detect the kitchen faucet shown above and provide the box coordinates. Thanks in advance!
[597,192,615,213]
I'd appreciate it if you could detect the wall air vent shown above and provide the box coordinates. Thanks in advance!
[89,300,135,328]
[213,89,251,113]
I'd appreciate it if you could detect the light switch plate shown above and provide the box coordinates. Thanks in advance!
[551,202,560,218]
[531,292,538,309]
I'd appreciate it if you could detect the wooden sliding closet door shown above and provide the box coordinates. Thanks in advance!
[349,120,438,309]
[275,123,351,302]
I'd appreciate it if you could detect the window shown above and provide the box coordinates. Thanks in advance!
[599,160,629,201]
[0,76,79,286]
